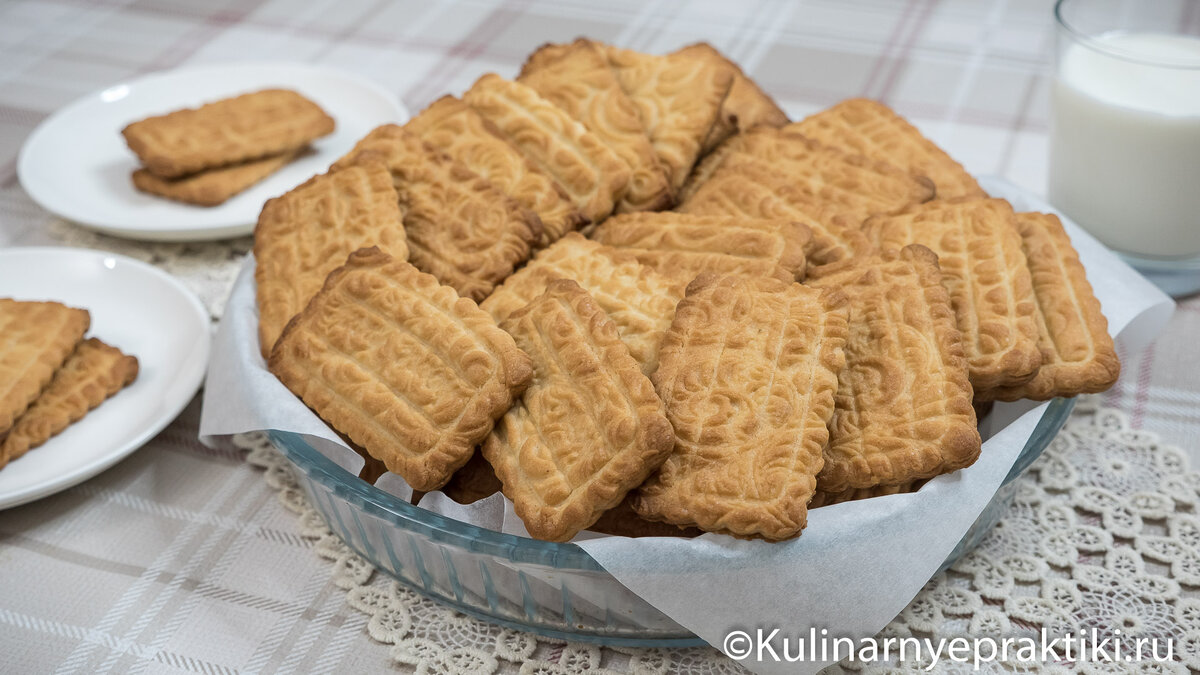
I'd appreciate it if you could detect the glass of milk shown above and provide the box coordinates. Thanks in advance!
[1049,0,1200,296]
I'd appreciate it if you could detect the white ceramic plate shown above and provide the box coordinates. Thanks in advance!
[17,62,407,241]
[0,247,210,509]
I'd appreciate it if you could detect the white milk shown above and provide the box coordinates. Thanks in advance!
[1049,32,1200,259]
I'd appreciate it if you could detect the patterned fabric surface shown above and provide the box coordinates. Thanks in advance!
[1,0,1198,673]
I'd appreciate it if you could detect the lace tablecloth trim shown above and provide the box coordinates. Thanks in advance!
[233,400,1197,673]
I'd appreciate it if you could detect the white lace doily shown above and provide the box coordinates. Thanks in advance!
[234,398,1196,673]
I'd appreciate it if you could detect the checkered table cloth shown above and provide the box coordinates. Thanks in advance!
[1,1,1197,673]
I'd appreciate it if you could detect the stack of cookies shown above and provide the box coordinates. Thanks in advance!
[0,300,138,470]
[254,39,1119,542]
[122,89,334,206]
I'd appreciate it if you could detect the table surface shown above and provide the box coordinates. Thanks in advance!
[1,1,1198,673]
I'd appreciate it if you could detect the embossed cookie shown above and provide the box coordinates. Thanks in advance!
[672,42,789,153]
[255,163,407,356]
[807,245,980,493]
[406,96,583,246]
[792,98,987,200]
[464,74,630,224]
[268,248,533,491]
[678,159,872,265]
[437,450,502,504]
[132,147,304,206]
[483,280,674,542]
[591,212,809,282]
[519,39,672,213]
[334,124,541,301]
[981,212,1120,401]
[1,339,138,469]
[632,274,849,541]
[480,233,684,375]
[122,89,334,178]
[587,495,703,538]
[809,480,922,509]
[864,198,1043,392]
[0,299,90,438]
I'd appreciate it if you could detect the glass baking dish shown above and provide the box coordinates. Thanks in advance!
[269,397,1075,647]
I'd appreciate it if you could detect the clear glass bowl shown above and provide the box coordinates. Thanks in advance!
[269,397,1075,647]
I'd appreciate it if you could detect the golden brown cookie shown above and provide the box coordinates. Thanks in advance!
[603,44,735,191]
[463,74,630,224]
[792,98,987,200]
[590,212,809,282]
[518,39,673,213]
[809,480,922,509]
[632,274,849,541]
[405,96,583,246]
[864,198,1043,392]
[480,233,684,375]
[586,495,703,538]
[807,246,980,492]
[483,280,674,542]
[981,212,1120,401]
[672,42,789,153]
[269,248,533,491]
[254,163,407,357]
[1,339,138,469]
[437,450,502,504]
[0,299,90,437]
[334,125,541,301]
[678,159,872,265]
[122,89,334,178]
[132,147,304,206]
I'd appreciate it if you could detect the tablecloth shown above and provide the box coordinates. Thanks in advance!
[1,0,1198,673]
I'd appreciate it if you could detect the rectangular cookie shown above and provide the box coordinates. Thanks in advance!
[0,299,90,437]
[1,339,138,469]
[631,274,849,541]
[864,198,1043,391]
[463,74,630,224]
[678,159,872,265]
[672,42,789,153]
[792,98,987,200]
[480,233,684,375]
[604,45,735,191]
[980,212,1120,401]
[590,212,809,282]
[122,89,334,178]
[483,280,674,542]
[268,248,533,491]
[254,162,408,357]
[334,125,541,301]
[405,96,583,246]
[807,245,980,493]
[518,39,672,213]
[132,147,304,206]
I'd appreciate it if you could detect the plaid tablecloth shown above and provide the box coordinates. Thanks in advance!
[1,1,1197,673]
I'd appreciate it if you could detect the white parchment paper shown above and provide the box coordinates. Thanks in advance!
[199,177,1173,674]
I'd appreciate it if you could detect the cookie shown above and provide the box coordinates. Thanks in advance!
[406,96,583,246]
[122,89,334,178]
[483,280,674,542]
[437,450,502,504]
[254,162,407,356]
[586,495,703,538]
[1,339,138,469]
[807,245,980,492]
[464,74,630,224]
[980,212,1120,401]
[864,198,1043,391]
[334,124,541,301]
[809,480,922,509]
[632,274,849,541]
[792,98,987,200]
[132,147,304,206]
[0,299,90,437]
[480,233,684,375]
[269,248,533,491]
[672,42,789,153]
[590,212,809,282]
[518,39,672,213]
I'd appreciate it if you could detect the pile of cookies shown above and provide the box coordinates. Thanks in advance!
[0,300,138,470]
[255,38,1120,542]
[122,89,334,206]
